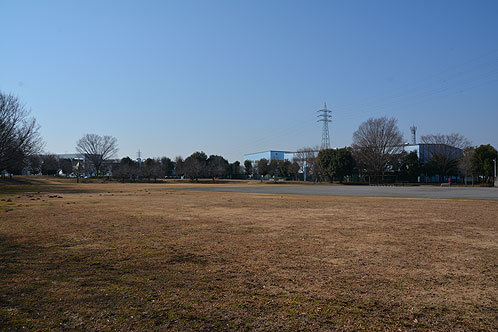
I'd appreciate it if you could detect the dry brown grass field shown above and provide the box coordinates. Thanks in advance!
[1,178,497,331]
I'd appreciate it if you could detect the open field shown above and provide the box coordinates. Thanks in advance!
[1,178,497,331]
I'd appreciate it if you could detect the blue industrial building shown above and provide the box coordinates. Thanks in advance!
[243,150,295,163]
[402,143,463,182]
[402,143,463,163]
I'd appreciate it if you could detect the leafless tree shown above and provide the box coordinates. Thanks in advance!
[352,117,404,176]
[76,134,118,177]
[420,133,471,149]
[458,147,475,185]
[0,92,43,174]
[420,133,470,178]
[288,161,300,180]
[293,146,320,181]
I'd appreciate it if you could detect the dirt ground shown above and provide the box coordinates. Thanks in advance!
[0,179,497,331]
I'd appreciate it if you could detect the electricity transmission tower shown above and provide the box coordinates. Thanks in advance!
[317,102,332,150]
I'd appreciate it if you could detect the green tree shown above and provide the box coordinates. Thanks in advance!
[114,156,138,181]
[59,158,73,175]
[184,152,208,181]
[207,155,229,179]
[244,160,253,176]
[230,161,241,178]
[471,144,497,183]
[174,156,184,177]
[28,155,41,174]
[317,149,334,181]
[268,160,280,178]
[317,148,355,183]
[161,157,174,177]
[257,158,269,178]
[40,154,59,175]
[404,151,421,182]
[277,160,291,179]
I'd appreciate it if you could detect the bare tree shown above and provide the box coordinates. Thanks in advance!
[0,92,43,174]
[459,147,475,185]
[76,134,118,177]
[143,158,162,182]
[419,133,470,181]
[352,117,404,176]
[293,146,320,181]
[420,133,471,149]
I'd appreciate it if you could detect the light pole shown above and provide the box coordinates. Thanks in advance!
[494,158,497,187]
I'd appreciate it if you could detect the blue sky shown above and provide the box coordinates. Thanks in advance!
[1,1,497,162]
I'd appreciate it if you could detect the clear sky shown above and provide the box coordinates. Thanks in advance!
[1,1,497,162]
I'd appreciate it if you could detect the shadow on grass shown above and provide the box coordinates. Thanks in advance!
[0,233,129,330]
[0,176,107,195]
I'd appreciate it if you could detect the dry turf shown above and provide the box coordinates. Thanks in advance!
[0,179,497,331]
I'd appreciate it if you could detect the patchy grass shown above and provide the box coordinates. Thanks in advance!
[0,178,497,331]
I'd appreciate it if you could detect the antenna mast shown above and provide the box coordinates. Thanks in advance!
[317,102,332,150]
[410,125,417,145]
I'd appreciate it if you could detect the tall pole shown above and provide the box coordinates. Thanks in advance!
[410,124,417,145]
[494,158,497,187]
[317,102,332,150]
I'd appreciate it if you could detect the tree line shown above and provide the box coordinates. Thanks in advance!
[1,92,496,184]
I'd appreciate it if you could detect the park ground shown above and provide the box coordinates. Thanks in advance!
[0,178,497,331]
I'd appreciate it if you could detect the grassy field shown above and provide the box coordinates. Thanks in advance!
[0,178,497,331]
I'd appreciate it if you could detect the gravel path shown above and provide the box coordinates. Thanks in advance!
[175,184,498,201]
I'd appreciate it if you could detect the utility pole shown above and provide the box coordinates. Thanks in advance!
[317,102,332,150]
[494,158,497,187]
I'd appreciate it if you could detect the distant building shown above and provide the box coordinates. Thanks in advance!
[243,150,295,163]
[402,143,463,164]
[56,153,84,161]
[402,143,463,183]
